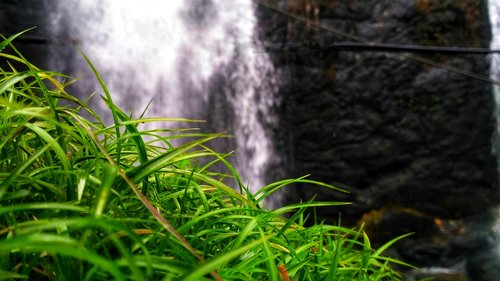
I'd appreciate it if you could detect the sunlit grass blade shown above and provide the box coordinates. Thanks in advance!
[0,72,31,94]
[0,28,35,52]
[0,203,87,216]
[273,201,351,215]
[255,176,349,205]
[126,134,221,182]
[94,163,117,217]
[259,228,279,281]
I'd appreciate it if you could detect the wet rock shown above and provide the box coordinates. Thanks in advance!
[0,0,52,67]
[256,0,498,271]
[466,251,500,281]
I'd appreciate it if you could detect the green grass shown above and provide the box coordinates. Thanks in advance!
[0,32,411,280]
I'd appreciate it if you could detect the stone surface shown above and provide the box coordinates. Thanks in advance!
[256,0,499,269]
[0,0,52,66]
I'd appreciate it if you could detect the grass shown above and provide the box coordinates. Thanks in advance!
[0,32,411,280]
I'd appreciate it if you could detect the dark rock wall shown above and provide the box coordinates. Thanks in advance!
[0,0,52,67]
[257,0,499,268]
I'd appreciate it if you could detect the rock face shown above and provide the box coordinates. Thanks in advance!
[256,0,499,269]
[0,0,52,66]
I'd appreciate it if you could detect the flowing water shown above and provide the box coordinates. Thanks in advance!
[48,0,282,203]
[489,0,500,258]
[491,0,500,176]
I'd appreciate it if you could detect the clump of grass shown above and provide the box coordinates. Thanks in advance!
[0,32,410,281]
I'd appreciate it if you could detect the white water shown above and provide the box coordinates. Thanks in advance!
[49,1,281,199]
[489,0,500,257]
[491,0,500,175]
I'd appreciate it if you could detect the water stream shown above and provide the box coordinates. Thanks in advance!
[491,0,500,175]
[489,0,500,260]
[48,1,281,202]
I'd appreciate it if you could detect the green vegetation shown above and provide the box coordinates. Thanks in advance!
[0,32,410,280]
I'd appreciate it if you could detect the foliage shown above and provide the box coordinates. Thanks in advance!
[0,32,410,280]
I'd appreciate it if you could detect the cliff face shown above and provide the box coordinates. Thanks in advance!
[257,0,499,268]
[0,0,52,66]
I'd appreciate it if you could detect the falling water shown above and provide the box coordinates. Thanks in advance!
[491,0,500,174]
[48,1,281,202]
[489,0,500,257]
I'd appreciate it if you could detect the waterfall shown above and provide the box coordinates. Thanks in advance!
[491,0,500,175]
[48,1,281,202]
[489,0,500,259]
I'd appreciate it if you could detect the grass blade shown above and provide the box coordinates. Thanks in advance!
[182,235,274,281]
